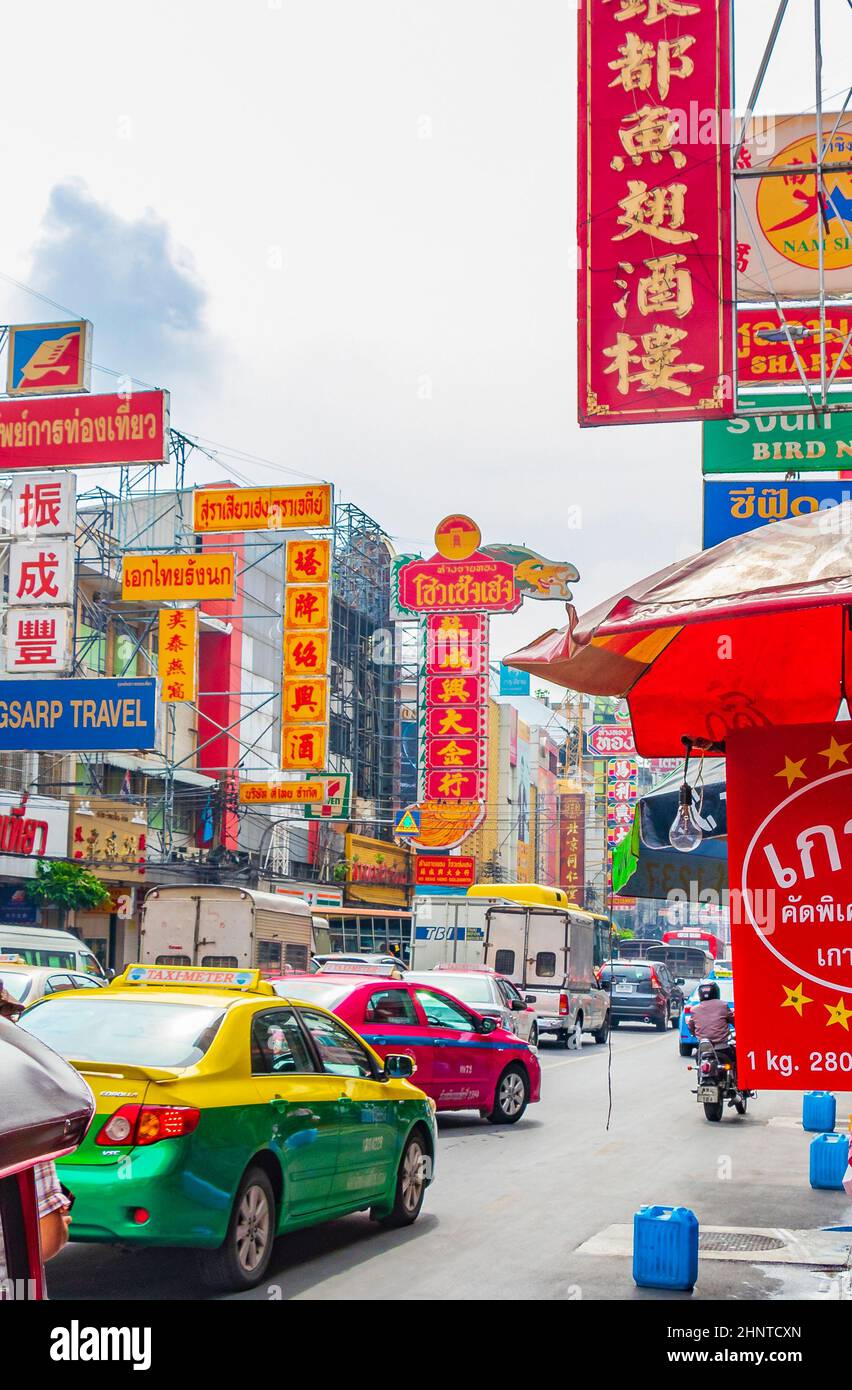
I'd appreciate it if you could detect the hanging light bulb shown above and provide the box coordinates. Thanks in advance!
[669,781,703,853]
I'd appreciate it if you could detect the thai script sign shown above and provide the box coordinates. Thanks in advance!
[585,723,637,758]
[703,391,852,474]
[158,608,198,703]
[736,114,852,301]
[703,480,852,548]
[0,793,68,879]
[737,307,852,386]
[122,554,236,601]
[0,390,169,469]
[414,854,476,888]
[0,678,157,751]
[193,484,333,533]
[398,556,519,614]
[239,780,326,805]
[6,320,92,396]
[578,0,733,425]
[727,722,852,1089]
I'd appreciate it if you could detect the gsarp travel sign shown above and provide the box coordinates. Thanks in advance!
[0,678,157,751]
[703,481,852,548]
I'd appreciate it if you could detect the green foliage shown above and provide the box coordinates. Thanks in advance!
[25,860,111,913]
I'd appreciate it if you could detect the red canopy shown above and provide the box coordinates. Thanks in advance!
[504,503,852,757]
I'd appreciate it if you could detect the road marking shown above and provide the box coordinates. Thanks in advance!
[539,1036,667,1071]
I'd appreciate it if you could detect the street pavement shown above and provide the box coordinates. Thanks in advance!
[49,1026,852,1302]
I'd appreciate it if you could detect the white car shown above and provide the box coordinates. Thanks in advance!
[406,966,540,1047]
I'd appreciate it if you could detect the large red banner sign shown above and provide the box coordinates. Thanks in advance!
[728,722,852,1089]
[0,390,169,469]
[578,0,734,427]
[424,613,488,802]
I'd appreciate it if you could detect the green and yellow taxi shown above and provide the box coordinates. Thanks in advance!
[19,963,437,1291]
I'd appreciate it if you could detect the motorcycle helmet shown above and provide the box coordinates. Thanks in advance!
[697,980,720,1001]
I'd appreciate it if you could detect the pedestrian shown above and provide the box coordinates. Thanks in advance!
[0,986,72,1294]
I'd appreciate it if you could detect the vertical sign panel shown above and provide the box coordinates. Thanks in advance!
[424,613,488,803]
[578,0,733,426]
[281,538,331,771]
[159,608,198,703]
[559,793,586,902]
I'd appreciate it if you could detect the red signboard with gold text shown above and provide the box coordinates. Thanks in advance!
[415,855,476,888]
[727,723,852,1090]
[737,307,852,387]
[424,613,488,802]
[0,390,169,468]
[578,0,733,427]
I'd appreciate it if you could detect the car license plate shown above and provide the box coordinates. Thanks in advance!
[698,1085,720,1102]
[615,983,635,993]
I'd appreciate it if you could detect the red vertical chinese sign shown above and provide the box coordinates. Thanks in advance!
[578,0,734,426]
[424,614,489,803]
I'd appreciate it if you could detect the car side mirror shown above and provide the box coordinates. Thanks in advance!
[524,994,536,1005]
[478,1016,499,1034]
[383,1054,415,1080]
[510,998,526,1011]
[676,978,685,986]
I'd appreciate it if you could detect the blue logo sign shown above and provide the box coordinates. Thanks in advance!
[7,320,90,396]
[394,807,421,837]
[0,678,157,751]
[703,481,852,549]
[499,663,530,696]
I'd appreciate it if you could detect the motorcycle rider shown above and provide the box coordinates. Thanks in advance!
[689,980,734,1045]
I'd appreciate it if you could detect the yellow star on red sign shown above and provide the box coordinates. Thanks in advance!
[775,756,807,788]
[825,997,852,1031]
[819,736,851,769]
[781,981,812,1016]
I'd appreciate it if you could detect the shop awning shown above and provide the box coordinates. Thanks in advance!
[99,753,216,789]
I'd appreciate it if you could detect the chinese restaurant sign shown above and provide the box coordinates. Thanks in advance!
[727,722,852,1090]
[737,307,852,386]
[6,320,92,397]
[0,679,156,752]
[424,613,489,803]
[397,555,520,615]
[559,793,585,902]
[122,554,237,602]
[0,391,169,469]
[158,608,198,703]
[703,480,852,548]
[3,473,76,675]
[281,537,332,772]
[414,854,476,889]
[607,757,638,849]
[71,798,147,881]
[703,392,852,474]
[193,484,332,533]
[577,0,733,426]
[585,723,637,758]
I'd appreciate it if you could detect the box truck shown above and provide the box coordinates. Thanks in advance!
[139,885,317,974]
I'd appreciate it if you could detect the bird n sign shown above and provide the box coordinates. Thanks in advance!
[394,807,422,837]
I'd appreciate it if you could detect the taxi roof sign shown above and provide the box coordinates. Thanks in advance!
[116,964,271,993]
[316,961,402,978]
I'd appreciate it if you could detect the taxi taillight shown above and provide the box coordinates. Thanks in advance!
[95,1104,200,1147]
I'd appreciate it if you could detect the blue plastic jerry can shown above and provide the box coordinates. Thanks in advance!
[802,1091,836,1133]
[633,1205,699,1291]
[809,1132,850,1191]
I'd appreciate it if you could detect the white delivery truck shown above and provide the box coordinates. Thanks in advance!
[412,892,611,1046]
[139,885,317,975]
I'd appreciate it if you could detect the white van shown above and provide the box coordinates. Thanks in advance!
[0,925,107,979]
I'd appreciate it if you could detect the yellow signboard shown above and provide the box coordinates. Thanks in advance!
[280,725,328,771]
[158,608,198,702]
[344,833,411,908]
[122,554,236,601]
[70,798,147,882]
[239,780,326,805]
[285,538,331,585]
[283,631,329,678]
[282,677,328,725]
[193,485,333,533]
[285,585,329,630]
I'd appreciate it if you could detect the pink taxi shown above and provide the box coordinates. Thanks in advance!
[271,967,541,1124]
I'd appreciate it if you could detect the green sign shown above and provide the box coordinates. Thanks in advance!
[703,392,852,475]
[302,772,351,820]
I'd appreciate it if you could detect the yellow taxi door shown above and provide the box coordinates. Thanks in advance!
[250,1007,342,1218]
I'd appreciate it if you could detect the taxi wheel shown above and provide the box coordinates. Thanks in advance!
[198,1166,276,1292]
[487,1065,529,1125]
[374,1130,429,1228]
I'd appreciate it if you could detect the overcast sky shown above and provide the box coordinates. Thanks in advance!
[2,0,850,667]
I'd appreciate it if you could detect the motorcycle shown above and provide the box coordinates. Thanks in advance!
[692,1030,753,1121]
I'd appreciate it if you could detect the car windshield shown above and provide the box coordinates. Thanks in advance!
[0,970,32,1002]
[414,974,493,1003]
[274,979,356,1010]
[19,998,226,1068]
[600,964,653,985]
